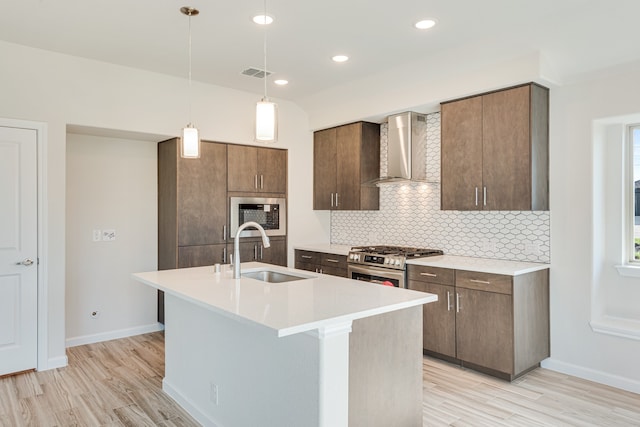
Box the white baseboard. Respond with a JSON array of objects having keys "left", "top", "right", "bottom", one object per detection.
[
  {"left": 541, "top": 358, "right": 640, "bottom": 395},
  {"left": 163, "top": 378, "right": 220, "bottom": 427},
  {"left": 65, "top": 323, "right": 165, "bottom": 348}
]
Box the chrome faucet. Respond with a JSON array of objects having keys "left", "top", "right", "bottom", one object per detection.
[{"left": 233, "top": 221, "right": 270, "bottom": 279}]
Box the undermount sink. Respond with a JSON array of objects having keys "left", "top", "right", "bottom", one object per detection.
[{"left": 242, "top": 270, "right": 311, "bottom": 283}]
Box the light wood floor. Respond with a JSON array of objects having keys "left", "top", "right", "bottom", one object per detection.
[{"left": 1, "top": 332, "right": 639, "bottom": 426}]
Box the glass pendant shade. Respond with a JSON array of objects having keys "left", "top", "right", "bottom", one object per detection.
[
  {"left": 181, "top": 125, "right": 201, "bottom": 158},
  {"left": 255, "top": 98, "right": 278, "bottom": 143}
]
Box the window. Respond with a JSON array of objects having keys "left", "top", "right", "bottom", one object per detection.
[{"left": 630, "top": 124, "right": 640, "bottom": 261}]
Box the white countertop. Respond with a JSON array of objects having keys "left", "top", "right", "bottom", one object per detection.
[
  {"left": 406, "top": 255, "right": 550, "bottom": 276},
  {"left": 133, "top": 262, "right": 436, "bottom": 337},
  {"left": 293, "top": 244, "right": 352, "bottom": 256}
]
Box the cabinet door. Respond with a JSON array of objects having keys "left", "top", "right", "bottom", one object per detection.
[
  {"left": 336, "top": 123, "right": 361, "bottom": 210},
  {"left": 313, "top": 128, "right": 337, "bottom": 210},
  {"left": 228, "top": 145, "right": 258, "bottom": 192},
  {"left": 178, "top": 141, "right": 227, "bottom": 245},
  {"left": 258, "top": 148, "right": 287, "bottom": 193},
  {"left": 408, "top": 280, "right": 456, "bottom": 358},
  {"left": 482, "top": 85, "right": 531, "bottom": 210},
  {"left": 233, "top": 241, "right": 260, "bottom": 263},
  {"left": 178, "top": 244, "right": 227, "bottom": 268},
  {"left": 441, "top": 96, "right": 483, "bottom": 210},
  {"left": 455, "top": 288, "right": 513, "bottom": 374},
  {"left": 260, "top": 239, "right": 287, "bottom": 266}
]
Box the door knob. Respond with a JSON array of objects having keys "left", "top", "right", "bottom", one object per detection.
[{"left": 16, "top": 259, "right": 34, "bottom": 266}]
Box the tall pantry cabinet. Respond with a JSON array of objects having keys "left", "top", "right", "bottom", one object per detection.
[{"left": 157, "top": 138, "right": 228, "bottom": 322}]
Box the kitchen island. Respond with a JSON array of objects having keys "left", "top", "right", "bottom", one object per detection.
[{"left": 132, "top": 262, "right": 437, "bottom": 427}]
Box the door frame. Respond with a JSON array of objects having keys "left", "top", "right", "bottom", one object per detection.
[{"left": 0, "top": 117, "right": 49, "bottom": 371}]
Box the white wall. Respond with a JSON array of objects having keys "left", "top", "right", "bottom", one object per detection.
[
  {"left": 542, "top": 61, "right": 640, "bottom": 393},
  {"left": 0, "top": 40, "right": 328, "bottom": 369},
  {"left": 65, "top": 134, "right": 159, "bottom": 345}
]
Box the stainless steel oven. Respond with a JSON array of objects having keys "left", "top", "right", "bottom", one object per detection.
[
  {"left": 230, "top": 197, "right": 286, "bottom": 237},
  {"left": 347, "top": 246, "right": 444, "bottom": 289},
  {"left": 348, "top": 264, "right": 405, "bottom": 288}
]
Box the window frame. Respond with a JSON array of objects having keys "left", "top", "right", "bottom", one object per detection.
[{"left": 627, "top": 123, "right": 640, "bottom": 264}]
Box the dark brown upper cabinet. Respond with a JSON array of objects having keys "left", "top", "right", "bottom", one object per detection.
[
  {"left": 227, "top": 144, "right": 287, "bottom": 194},
  {"left": 441, "top": 83, "right": 549, "bottom": 211},
  {"left": 313, "top": 121, "right": 380, "bottom": 210}
]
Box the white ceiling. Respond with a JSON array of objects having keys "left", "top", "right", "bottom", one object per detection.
[{"left": 1, "top": 0, "right": 640, "bottom": 106}]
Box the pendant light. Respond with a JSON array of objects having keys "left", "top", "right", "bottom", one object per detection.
[
  {"left": 180, "top": 6, "right": 201, "bottom": 158},
  {"left": 255, "top": 0, "right": 278, "bottom": 143}
]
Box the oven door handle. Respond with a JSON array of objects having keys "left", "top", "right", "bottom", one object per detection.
[{"left": 347, "top": 264, "right": 405, "bottom": 287}]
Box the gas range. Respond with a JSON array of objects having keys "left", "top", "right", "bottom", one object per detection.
[{"left": 348, "top": 245, "right": 444, "bottom": 271}]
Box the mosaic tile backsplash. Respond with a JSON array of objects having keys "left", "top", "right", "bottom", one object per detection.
[{"left": 330, "top": 112, "right": 550, "bottom": 263}]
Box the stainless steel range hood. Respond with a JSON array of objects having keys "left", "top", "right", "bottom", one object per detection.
[{"left": 368, "top": 111, "right": 434, "bottom": 185}]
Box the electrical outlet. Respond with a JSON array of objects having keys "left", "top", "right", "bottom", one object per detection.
[
  {"left": 92, "top": 229, "right": 102, "bottom": 242},
  {"left": 210, "top": 382, "right": 219, "bottom": 405},
  {"left": 102, "top": 229, "right": 116, "bottom": 241}
]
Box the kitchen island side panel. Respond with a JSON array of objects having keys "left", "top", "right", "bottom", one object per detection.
[
  {"left": 164, "top": 294, "right": 321, "bottom": 427},
  {"left": 349, "top": 305, "right": 423, "bottom": 427}
]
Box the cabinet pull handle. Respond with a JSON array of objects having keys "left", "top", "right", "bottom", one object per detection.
[
  {"left": 483, "top": 186, "right": 487, "bottom": 206},
  {"left": 254, "top": 174, "right": 258, "bottom": 189},
  {"left": 223, "top": 247, "right": 227, "bottom": 263},
  {"left": 469, "top": 279, "right": 491, "bottom": 285},
  {"left": 260, "top": 244, "right": 264, "bottom": 260},
  {"left": 420, "top": 272, "right": 437, "bottom": 277},
  {"left": 320, "top": 268, "right": 323, "bottom": 274},
  {"left": 331, "top": 193, "right": 334, "bottom": 207},
  {"left": 260, "top": 175, "right": 264, "bottom": 189},
  {"left": 456, "top": 293, "right": 461, "bottom": 312},
  {"left": 223, "top": 225, "right": 227, "bottom": 241},
  {"left": 475, "top": 187, "right": 478, "bottom": 206},
  {"left": 326, "top": 259, "right": 339, "bottom": 263},
  {"left": 301, "top": 255, "right": 313, "bottom": 259},
  {"left": 446, "top": 291, "right": 452, "bottom": 311},
  {"left": 335, "top": 193, "right": 339, "bottom": 207},
  {"left": 254, "top": 245, "right": 258, "bottom": 260}
]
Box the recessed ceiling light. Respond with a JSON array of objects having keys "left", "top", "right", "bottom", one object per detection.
[
  {"left": 415, "top": 19, "right": 437, "bottom": 30},
  {"left": 252, "top": 14, "right": 273, "bottom": 25},
  {"left": 332, "top": 55, "right": 349, "bottom": 63},
  {"left": 274, "top": 79, "right": 288, "bottom": 86}
]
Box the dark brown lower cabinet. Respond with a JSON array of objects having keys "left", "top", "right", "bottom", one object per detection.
[
  {"left": 408, "top": 281, "right": 456, "bottom": 358},
  {"left": 294, "top": 249, "right": 348, "bottom": 278},
  {"left": 408, "top": 264, "right": 549, "bottom": 381},
  {"left": 178, "top": 244, "right": 228, "bottom": 268},
  {"left": 232, "top": 237, "right": 287, "bottom": 267}
]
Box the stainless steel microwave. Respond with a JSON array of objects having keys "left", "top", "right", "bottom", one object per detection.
[{"left": 230, "top": 197, "right": 286, "bottom": 238}]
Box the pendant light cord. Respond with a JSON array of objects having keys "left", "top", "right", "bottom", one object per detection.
[
  {"left": 188, "top": 12, "right": 193, "bottom": 125},
  {"left": 263, "top": 0, "right": 268, "bottom": 100}
]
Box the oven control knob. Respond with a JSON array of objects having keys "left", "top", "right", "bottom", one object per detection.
[
  {"left": 395, "top": 259, "right": 401, "bottom": 266},
  {"left": 349, "top": 254, "right": 354, "bottom": 260}
]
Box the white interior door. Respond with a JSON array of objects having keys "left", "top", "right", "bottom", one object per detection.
[{"left": 0, "top": 126, "right": 38, "bottom": 376}]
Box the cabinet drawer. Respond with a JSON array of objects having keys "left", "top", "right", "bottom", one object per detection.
[
  {"left": 320, "top": 253, "right": 347, "bottom": 269},
  {"left": 407, "top": 265, "right": 455, "bottom": 285},
  {"left": 455, "top": 270, "right": 512, "bottom": 295},
  {"left": 295, "top": 250, "right": 321, "bottom": 265}
]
